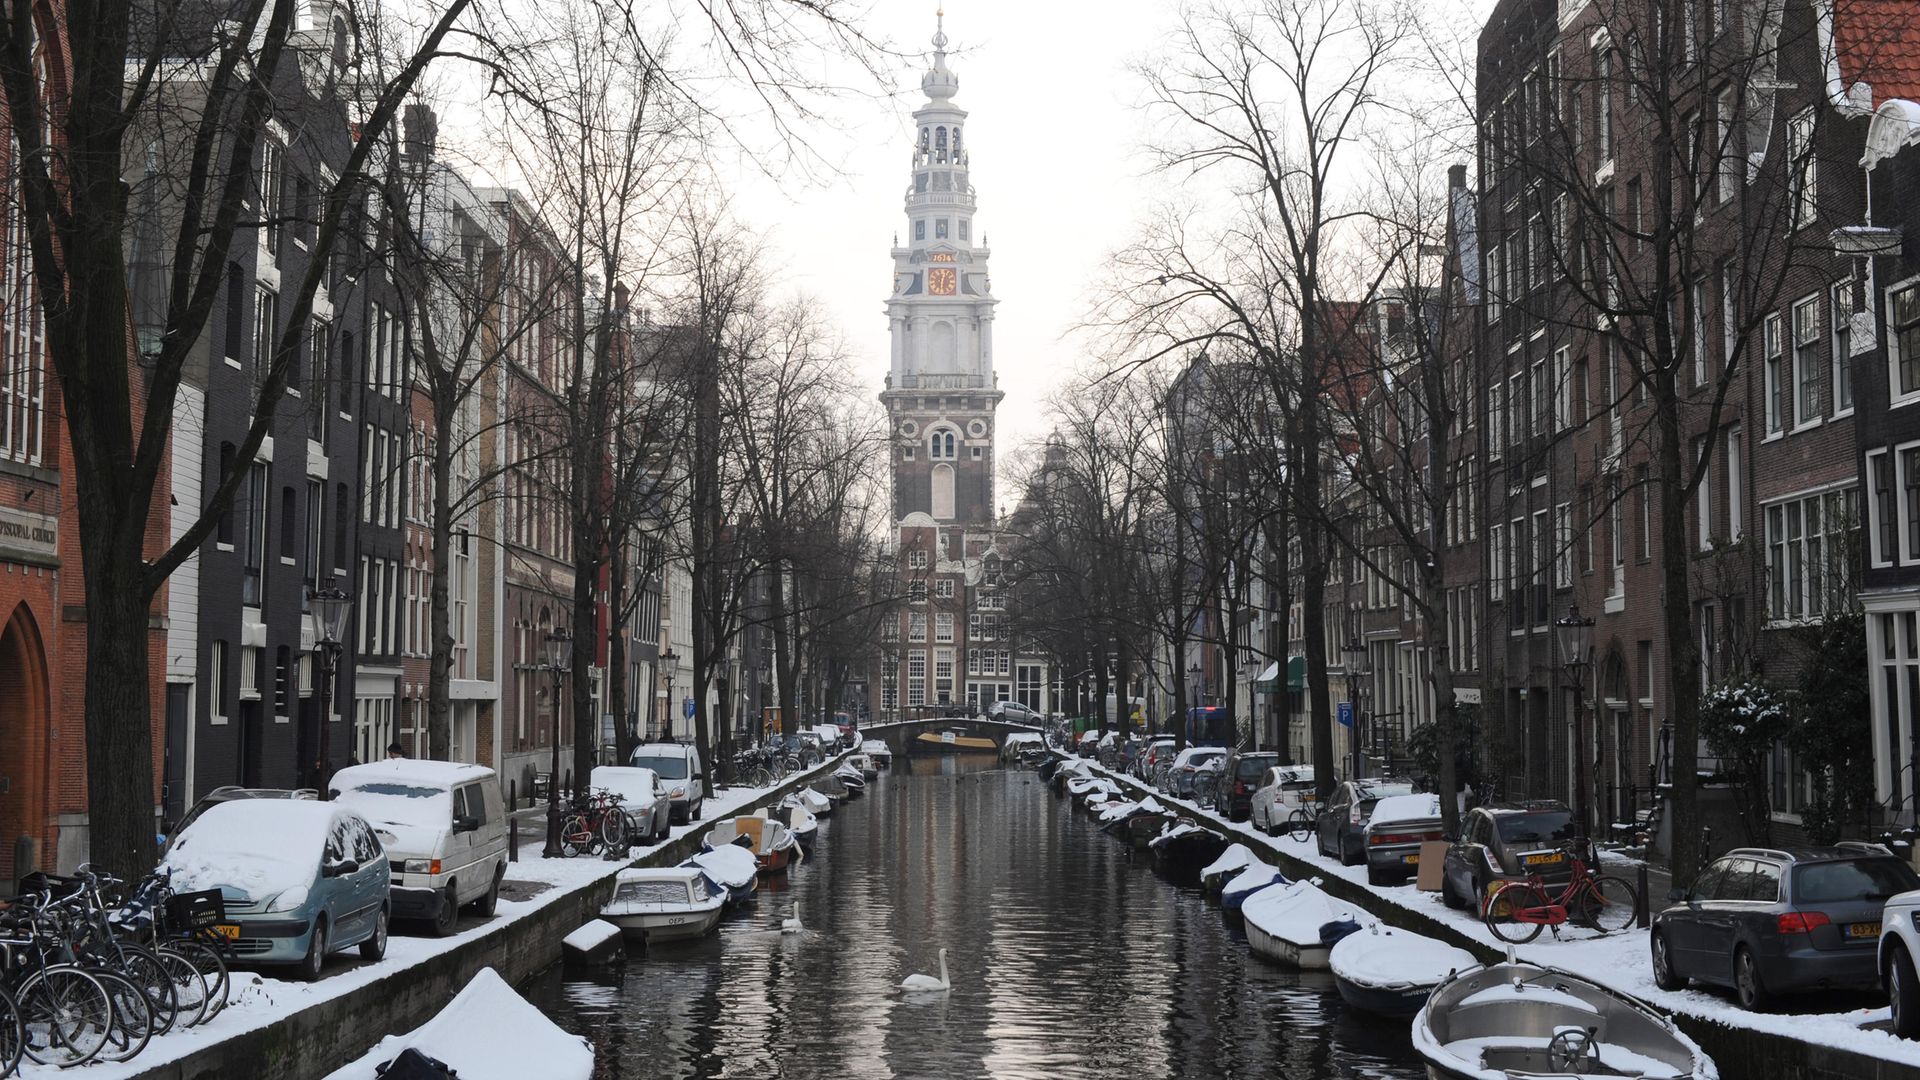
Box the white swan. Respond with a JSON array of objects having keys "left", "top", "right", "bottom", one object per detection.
[
  {"left": 781, "top": 905, "right": 804, "bottom": 934},
  {"left": 900, "top": 947, "right": 950, "bottom": 992}
]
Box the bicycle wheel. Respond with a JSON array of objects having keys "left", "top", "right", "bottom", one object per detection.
[
  {"left": 1191, "top": 774, "right": 1216, "bottom": 806},
  {"left": 598, "top": 808, "right": 634, "bottom": 852},
  {"left": 1286, "top": 809, "right": 1315, "bottom": 842},
  {"left": 559, "top": 814, "right": 597, "bottom": 858},
  {"left": 745, "top": 767, "right": 773, "bottom": 789},
  {"left": 1484, "top": 882, "right": 1552, "bottom": 945},
  {"left": 0, "top": 982, "right": 24, "bottom": 1078},
  {"left": 88, "top": 969, "right": 154, "bottom": 1064},
  {"left": 1576, "top": 875, "right": 1641, "bottom": 935},
  {"left": 115, "top": 944, "right": 181, "bottom": 1035},
  {"left": 17, "top": 966, "right": 113, "bottom": 1067},
  {"left": 161, "top": 938, "right": 229, "bottom": 1024},
  {"left": 152, "top": 946, "right": 211, "bottom": 1029}
]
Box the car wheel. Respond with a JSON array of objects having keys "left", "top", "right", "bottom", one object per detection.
[
  {"left": 1651, "top": 930, "right": 1686, "bottom": 991},
  {"left": 431, "top": 884, "right": 459, "bottom": 938},
  {"left": 1441, "top": 870, "right": 1465, "bottom": 910},
  {"left": 1339, "top": 833, "right": 1361, "bottom": 867},
  {"left": 1365, "top": 863, "right": 1388, "bottom": 886},
  {"left": 1734, "top": 945, "right": 1773, "bottom": 1012},
  {"left": 1892, "top": 945, "right": 1920, "bottom": 1039},
  {"left": 471, "top": 865, "right": 504, "bottom": 918},
  {"left": 359, "top": 904, "right": 389, "bottom": 961},
  {"left": 298, "top": 918, "right": 328, "bottom": 983}
]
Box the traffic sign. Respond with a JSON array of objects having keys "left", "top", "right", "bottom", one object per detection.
[
  {"left": 1337, "top": 701, "right": 1355, "bottom": 728},
  {"left": 683, "top": 697, "right": 696, "bottom": 720}
]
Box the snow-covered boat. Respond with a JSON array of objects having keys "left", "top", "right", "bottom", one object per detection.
[
  {"left": 833, "top": 764, "right": 867, "bottom": 798},
  {"left": 1412, "top": 959, "right": 1716, "bottom": 1079},
  {"left": 792, "top": 786, "right": 834, "bottom": 818},
  {"left": 704, "top": 814, "right": 802, "bottom": 875},
  {"left": 321, "top": 968, "right": 592, "bottom": 1080},
  {"left": 1198, "top": 842, "right": 1258, "bottom": 900},
  {"left": 861, "top": 739, "right": 892, "bottom": 769},
  {"left": 1066, "top": 774, "right": 1118, "bottom": 801},
  {"left": 685, "top": 845, "right": 760, "bottom": 908},
  {"left": 1148, "top": 821, "right": 1231, "bottom": 886},
  {"left": 778, "top": 799, "right": 819, "bottom": 850},
  {"left": 1220, "top": 862, "right": 1287, "bottom": 911},
  {"left": 1241, "top": 880, "right": 1373, "bottom": 970},
  {"left": 1001, "top": 731, "right": 1046, "bottom": 762},
  {"left": 600, "top": 867, "right": 726, "bottom": 943},
  {"left": 849, "top": 753, "right": 878, "bottom": 779},
  {"left": 1328, "top": 924, "right": 1476, "bottom": 1018}
]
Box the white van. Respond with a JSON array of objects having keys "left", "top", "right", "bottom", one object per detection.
[
  {"left": 629, "top": 743, "right": 705, "bottom": 823},
  {"left": 329, "top": 760, "right": 509, "bottom": 936}
]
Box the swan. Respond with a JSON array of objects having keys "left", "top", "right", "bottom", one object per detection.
[
  {"left": 900, "top": 947, "right": 950, "bottom": 992},
  {"left": 781, "top": 905, "right": 804, "bottom": 934}
]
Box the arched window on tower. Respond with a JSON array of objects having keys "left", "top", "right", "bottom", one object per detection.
[
  {"left": 935, "top": 127, "right": 947, "bottom": 163},
  {"left": 920, "top": 128, "right": 930, "bottom": 159},
  {"left": 928, "top": 429, "right": 957, "bottom": 460},
  {"left": 952, "top": 128, "right": 963, "bottom": 159},
  {"left": 932, "top": 464, "right": 955, "bottom": 519}
]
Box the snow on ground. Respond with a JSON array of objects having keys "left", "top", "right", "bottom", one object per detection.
[
  {"left": 1075, "top": 755, "right": 1920, "bottom": 1069},
  {"left": 22, "top": 756, "right": 849, "bottom": 1079}
]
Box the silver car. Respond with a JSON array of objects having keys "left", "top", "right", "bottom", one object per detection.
[{"left": 589, "top": 765, "right": 672, "bottom": 845}]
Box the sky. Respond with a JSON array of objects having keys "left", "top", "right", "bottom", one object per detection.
[{"left": 711, "top": 0, "right": 1184, "bottom": 460}]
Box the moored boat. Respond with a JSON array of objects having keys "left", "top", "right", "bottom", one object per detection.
[
  {"left": 833, "top": 764, "right": 868, "bottom": 797},
  {"left": 861, "top": 739, "right": 893, "bottom": 768},
  {"left": 1328, "top": 924, "right": 1475, "bottom": 1019},
  {"left": 778, "top": 799, "right": 820, "bottom": 850},
  {"left": 1199, "top": 842, "right": 1258, "bottom": 901},
  {"left": 849, "top": 752, "right": 878, "bottom": 779},
  {"left": 794, "top": 786, "right": 835, "bottom": 817},
  {"left": 1220, "top": 862, "right": 1287, "bottom": 911},
  {"left": 321, "top": 968, "right": 592, "bottom": 1080},
  {"left": 1241, "top": 880, "right": 1373, "bottom": 970},
  {"left": 705, "top": 813, "right": 802, "bottom": 875},
  {"left": 1411, "top": 959, "right": 1716, "bottom": 1079},
  {"left": 600, "top": 867, "right": 726, "bottom": 942},
  {"left": 1148, "top": 821, "right": 1231, "bottom": 886},
  {"left": 686, "top": 845, "right": 760, "bottom": 908},
  {"left": 916, "top": 729, "right": 999, "bottom": 753}
]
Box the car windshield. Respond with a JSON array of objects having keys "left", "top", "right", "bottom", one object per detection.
[
  {"left": 1236, "top": 756, "right": 1277, "bottom": 780},
  {"left": 633, "top": 755, "right": 688, "bottom": 780},
  {"left": 1280, "top": 780, "right": 1317, "bottom": 792},
  {"left": 1793, "top": 857, "right": 1920, "bottom": 904},
  {"left": 1496, "top": 811, "right": 1575, "bottom": 845},
  {"left": 333, "top": 782, "right": 451, "bottom": 827}
]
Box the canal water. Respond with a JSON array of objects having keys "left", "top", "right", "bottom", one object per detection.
[{"left": 522, "top": 753, "right": 1425, "bottom": 1079}]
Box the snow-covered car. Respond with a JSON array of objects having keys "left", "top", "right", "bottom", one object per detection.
[
  {"left": 1315, "top": 778, "right": 1417, "bottom": 867},
  {"left": 161, "top": 799, "right": 390, "bottom": 981},
  {"left": 1250, "top": 764, "right": 1318, "bottom": 834},
  {"left": 588, "top": 765, "right": 672, "bottom": 846},
  {"left": 1356, "top": 791, "right": 1445, "bottom": 885},
  {"left": 630, "top": 742, "right": 707, "bottom": 823},
  {"left": 1135, "top": 737, "right": 1175, "bottom": 781},
  {"left": 330, "top": 759, "right": 509, "bottom": 935},
  {"left": 1162, "top": 746, "right": 1227, "bottom": 798}
]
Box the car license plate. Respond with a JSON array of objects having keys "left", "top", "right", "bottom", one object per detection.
[
  {"left": 210, "top": 924, "right": 240, "bottom": 940},
  {"left": 1401, "top": 854, "right": 1420, "bottom": 865},
  {"left": 1846, "top": 921, "right": 1881, "bottom": 939},
  {"left": 1521, "top": 852, "right": 1565, "bottom": 867}
]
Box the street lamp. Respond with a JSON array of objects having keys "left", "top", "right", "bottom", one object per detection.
[
  {"left": 1343, "top": 639, "right": 1369, "bottom": 782},
  {"left": 541, "top": 627, "right": 573, "bottom": 859},
  {"left": 659, "top": 648, "right": 680, "bottom": 739},
  {"left": 1554, "top": 604, "right": 1596, "bottom": 841},
  {"left": 305, "top": 577, "right": 352, "bottom": 790}
]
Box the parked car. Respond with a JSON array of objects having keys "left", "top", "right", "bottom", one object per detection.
[
  {"left": 630, "top": 742, "right": 707, "bottom": 823},
  {"left": 1163, "top": 746, "right": 1227, "bottom": 798},
  {"left": 165, "top": 786, "right": 316, "bottom": 851},
  {"left": 1135, "top": 737, "right": 1175, "bottom": 782},
  {"left": 1356, "top": 792, "right": 1446, "bottom": 885},
  {"left": 1879, "top": 882, "right": 1920, "bottom": 1036},
  {"left": 160, "top": 799, "right": 390, "bottom": 981},
  {"left": 987, "top": 700, "right": 1038, "bottom": 725},
  {"left": 1250, "top": 765, "right": 1319, "bottom": 834},
  {"left": 330, "top": 760, "right": 509, "bottom": 936},
  {"left": 1215, "top": 751, "right": 1280, "bottom": 822},
  {"left": 1439, "top": 802, "right": 1579, "bottom": 912},
  {"left": 1651, "top": 844, "right": 1918, "bottom": 1011},
  {"left": 588, "top": 765, "right": 672, "bottom": 846},
  {"left": 1315, "top": 778, "right": 1417, "bottom": 866}
]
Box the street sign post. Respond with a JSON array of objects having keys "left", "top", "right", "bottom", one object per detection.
[{"left": 1337, "top": 701, "right": 1354, "bottom": 728}]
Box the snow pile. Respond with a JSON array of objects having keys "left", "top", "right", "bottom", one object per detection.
[
  {"left": 560, "top": 919, "right": 622, "bottom": 953},
  {"left": 1200, "top": 843, "right": 1257, "bottom": 881},
  {"left": 1367, "top": 793, "right": 1442, "bottom": 827},
  {"left": 588, "top": 766, "right": 661, "bottom": 810},
  {"left": 320, "top": 968, "right": 592, "bottom": 1080},
  {"left": 1222, "top": 862, "right": 1286, "bottom": 902},
  {"left": 687, "top": 845, "right": 757, "bottom": 889},
  {"left": 1329, "top": 924, "right": 1476, "bottom": 991}
]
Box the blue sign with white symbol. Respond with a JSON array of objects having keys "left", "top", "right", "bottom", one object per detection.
[
  {"left": 683, "top": 697, "right": 696, "bottom": 720},
  {"left": 1337, "top": 701, "right": 1355, "bottom": 728}
]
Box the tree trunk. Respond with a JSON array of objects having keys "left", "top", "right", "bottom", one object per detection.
[
  {"left": 427, "top": 395, "right": 455, "bottom": 761},
  {"left": 609, "top": 535, "right": 632, "bottom": 767},
  {"left": 86, "top": 554, "right": 160, "bottom": 876},
  {"left": 1297, "top": 401, "right": 1335, "bottom": 798},
  {"left": 1655, "top": 366, "right": 1703, "bottom": 886}
]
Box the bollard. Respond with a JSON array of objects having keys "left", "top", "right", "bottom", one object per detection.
[
  {"left": 1636, "top": 863, "right": 1650, "bottom": 929},
  {"left": 508, "top": 779, "right": 520, "bottom": 863}
]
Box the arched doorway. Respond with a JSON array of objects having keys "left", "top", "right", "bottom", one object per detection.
[{"left": 0, "top": 604, "right": 50, "bottom": 883}]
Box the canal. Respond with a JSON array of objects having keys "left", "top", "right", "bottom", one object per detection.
[{"left": 523, "top": 752, "right": 1426, "bottom": 1079}]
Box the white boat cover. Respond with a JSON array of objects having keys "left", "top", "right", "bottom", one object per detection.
[
  {"left": 561, "top": 919, "right": 623, "bottom": 953},
  {"left": 322, "top": 968, "right": 593, "bottom": 1080},
  {"left": 1241, "top": 880, "right": 1372, "bottom": 947},
  {"left": 688, "top": 845, "right": 758, "bottom": 888},
  {"left": 1329, "top": 924, "right": 1477, "bottom": 992},
  {"left": 1222, "top": 862, "right": 1285, "bottom": 900},
  {"left": 1200, "top": 842, "right": 1257, "bottom": 881}
]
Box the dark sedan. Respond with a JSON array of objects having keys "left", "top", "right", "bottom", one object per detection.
[
  {"left": 1439, "top": 802, "right": 1579, "bottom": 912},
  {"left": 1652, "top": 845, "right": 1918, "bottom": 1011},
  {"left": 1214, "top": 751, "right": 1279, "bottom": 822},
  {"left": 1315, "top": 779, "right": 1415, "bottom": 865}
]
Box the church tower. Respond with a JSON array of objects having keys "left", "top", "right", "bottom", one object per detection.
[{"left": 881, "top": 8, "right": 1001, "bottom": 527}]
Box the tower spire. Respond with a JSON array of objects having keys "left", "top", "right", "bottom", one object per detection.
[{"left": 933, "top": 5, "right": 947, "bottom": 52}]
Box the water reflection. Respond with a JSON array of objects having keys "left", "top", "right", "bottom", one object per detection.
[{"left": 523, "top": 753, "right": 1424, "bottom": 1079}]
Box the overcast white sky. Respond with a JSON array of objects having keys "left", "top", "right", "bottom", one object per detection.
[{"left": 709, "top": 0, "right": 1184, "bottom": 463}]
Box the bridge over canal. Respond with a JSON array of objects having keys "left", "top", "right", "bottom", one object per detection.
[{"left": 860, "top": 716, "right": 1044, "bottom": 756}]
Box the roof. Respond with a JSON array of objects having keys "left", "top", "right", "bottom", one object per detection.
[
  {"left": 1727, "top": 844, "right": 1897, "bottom": 863},
  {"left": 332, "top": 759, "right": 495, "bottom": 790},
  {"left": 1835, "top": 0, "right": 1920, "bottom": 106}
]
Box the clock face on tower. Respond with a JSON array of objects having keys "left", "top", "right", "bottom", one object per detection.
[{"left": 928, "top": 267, "right": 957, "bottom": 296}]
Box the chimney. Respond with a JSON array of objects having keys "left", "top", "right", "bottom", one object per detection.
[
  {"left": 403, "top": 102, "right": 438, "bottom": 165},
  {"left": 1448, "top": 163, "right": 1467, "bottom": 191}
]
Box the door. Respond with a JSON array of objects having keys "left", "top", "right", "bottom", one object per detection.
[
  {"left": 1448, "top": 812, "right": 1488, "bottom": 901},
  {"left": 347, "top": 818, "right": 386, "bottom": 943},
  {"left": 1673, "top": 858, "right": 1735, "bottom": 981},
  {"left": 447, "top": 784, "right": 477, "bottom": 901},
  {"left": 1319, "top": 786, "right": 1348, "bottom": 854},
  {"left": 164, "top": 684, "right": 190, "bottom": 826}
]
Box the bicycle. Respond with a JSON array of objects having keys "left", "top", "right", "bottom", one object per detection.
[
  {"left": 559, "top": 789, "right": 634, "bottom": 857},
  {"left": 1286, "top": 807, "right": 1317, "bottom": 842},
  {"left": 0, "top": 899, "right": 116, "bottom": 1068},
  {"left": 1482, "top": 841, "right": 1641, "bottom": 944}
]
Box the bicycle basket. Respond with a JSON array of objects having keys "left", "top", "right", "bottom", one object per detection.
[{"left": 165, "top": 889, "right": 226, "bottom": 929}]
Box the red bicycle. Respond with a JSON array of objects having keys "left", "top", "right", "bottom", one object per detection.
[
  {"left": 558, "top": 790, "right": 634, "bottom": 857},
  {"left": 1483, "top": 841, "right": 1640, "bottom": 944}
]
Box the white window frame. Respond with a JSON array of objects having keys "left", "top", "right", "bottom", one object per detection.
[
  {"left": 1899, "top": 440, "right": 1920, "bottom": 566},
  {"left": 1791, "top": 295, "right": 1822, "bottom": 432},
  {"left": 1890, "top": 277, "right": 1920, "bottom": 409},
  {"left": 1763, "top": 312, "right": 1786, "bottom": 436},
  {"left": 1727, "top": 425, "right": 1744, "bottom": 542},
  {"left": 1830, "top": 277, "right": 1855, "bottom": 417},
  {"left": 1695, "top": 436, "right": 1712, "bottom": 550},
  {"left": 1869, "top": 447, "right": 1895, "bottom": 568}
]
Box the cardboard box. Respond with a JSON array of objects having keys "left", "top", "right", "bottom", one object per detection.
[{"left": 1416, "top": 840, "right": 1451, "bottom": 891}]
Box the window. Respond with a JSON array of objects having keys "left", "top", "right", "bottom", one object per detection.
[
  {"left": 1831, "top": 278, "right": 1855, "bottom": 413},
  {"left": 1626, "top": 178, "right": 1642, "bottom": 253},
  {"left": 259, "top": 138, "right": 282, "bottom": 260},
  {"left": 1727, "top": 426, "right": 1743, "bottom": 541},
  {"left": 210, "top": 641, "right": 229, "bottom": 724},
  {"left": 934, "top": 649, "right": 955, "bottom": 701},
  {"left": 1765, "top": 488, "right": 1858, "bottom": 620},
  {"left": 1764, "top": 312, "right": 1785, "bottom": 435},
  {"left": 1635, "top": 465, "right": 1651, "bottom": 561},
  {"left": 1793, "top": 296, "right": 1821, "bottom": 426},
  {"left": 1716, "top": 90, "right": 1738, "bottom": 205},
  {"left": 1893, "top": 282, "right": 1920, "bottom": 402},
  {"left": 908, "top": 612, "right": 927, "bottom": 642},
  {"left": 908, "top": 581, "right": 927, "bottom": 604},
  {"left": 309, "top": 320, "right": 331, "bottom": 446},
  {"left": 1570, "top": 355, "right": 1587, "bottom": 425},
  {"left": 914, "top": 220, "right": 925, "bottom": 242},
  {"left": 1871, "top": 449, "right": 1895, "bottom": 566},
  {"left": 935, "top": 612, "right": 954, "bottom": 643},
  {"left": 1692, "top": 280, "right": 1709, "bottom": 386},
  {"left": 305, "top": 481, "right": 322, "bottom": 592},
  {"left": 929, "top": 430, "right": 956, "bottom": 459},
  {"left": 1904, "top": 447, "right": 1920, "bottom": 563},
  {"left": 1596, "top": 50, "right": 1613, "bottom": 161},
  {"left": 1609, "top": 477, "right": 1626, "bottom": 599},
  {"left": 908, "top": 549, "right": 929, "bottom": 570},
  {"left": 1788, "top": 107, "right": 1816, "bottom": 229},
  {"left": 1554, "top": 502, "right": 1572, "bottom": 589},
  {"left": 935, "top": 219, "right": 949, "bottom": 239},
  {"left": 934, "top": 578, "right": 955, "bottom": 599},
  {"left": 280, "top": 485, "right": 297, "bottom": 561},
  {"left": 1489, "top": 523, "right": 1507, "bottom": 600},
  {"left": 241, "top": 462, "right": 268, "bottom": 607},
  {"left": 239, "top": 645, "right": 261, "bottom": 701},
  {"left": 1694, "top": 437, "right": 1712, "bottom": 550},
  {"left": 253, "top": 286, "right": 277, "bottom": 389},
  {"left": 908, "top": 652, "right": 926, "bottom": 706},
  {"left": 223, "top": 264, "right": 244, "bottom": 362}
]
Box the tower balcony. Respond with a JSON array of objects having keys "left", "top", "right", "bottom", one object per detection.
[
  {"left": 890, "top": 373, "right": 997, "bottom": 391},
  {"left": 906, "top": 190, "right": 977, "bottom": 210}
]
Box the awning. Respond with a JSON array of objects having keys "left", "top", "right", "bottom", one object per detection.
[
  {"left": 1251, "top": 661, "right": 1281, "bottom": 692},
  {"left": 1253, "top": 657, "right": 1308, "bottom": 694},
  {"left": 1287, "top": 655, "right": 1306, "bottom": 692}
]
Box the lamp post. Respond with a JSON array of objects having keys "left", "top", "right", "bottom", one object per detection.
[
  {"left": 1555, "top": 604, "right": 1596, "bottom": 841},
  {"left": 305, "top": 577, "right": 352, "bottom": 791},
  {"left": 1343, "top": 639, "right": 1369, "bottom": 782},
  {"left": 541, "top": 627, "right": 574, "bottom": 859},
  {"left": 659, "top": 648, "right": 680, "bottom": 740}
]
